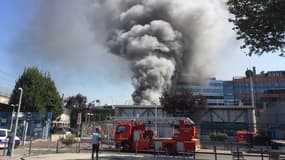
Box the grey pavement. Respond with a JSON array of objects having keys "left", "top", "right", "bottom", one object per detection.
[
  {"left": 1, "top": 151, "right": 154, "bottom": 160},
  {"left": 0, "top": 148, "right": 272, "bottom": 160},
  {"left": 0, "top": 141, "right": 277, "bottom": 160},
  {"left": 0, "top": 152, "right": 272, "bottom": 160}
]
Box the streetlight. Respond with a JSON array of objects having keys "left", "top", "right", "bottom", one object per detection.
[
  {"left": 9, "top": 104, "right": 18, "bottom": 131},
  {"left": 10, "top": 87, "right": 23, "bottom": 157},
  {"left": 246, "top": 70, "right": 257, "bottom": 132}
]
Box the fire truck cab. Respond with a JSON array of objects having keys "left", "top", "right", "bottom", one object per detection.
[{"left": 115, "top": 120, "right": 153, "bottom": 151}]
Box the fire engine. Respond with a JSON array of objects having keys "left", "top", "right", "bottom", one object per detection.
[{"left": 114, "top": 117, "right": 200, "bottom": 154}]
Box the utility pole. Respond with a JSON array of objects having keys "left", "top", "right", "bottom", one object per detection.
[
  {"left": 9, "top": 104, "right": 17, "bottom": 131},
  {"left": 11, "top": 88, "right": 23, "bottom": 157}
]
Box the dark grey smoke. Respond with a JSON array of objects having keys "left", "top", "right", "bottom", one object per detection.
[
  {"left": 8, "top": 0, "right": 233, "bottom": 105},
  {"left": 89, "top": 0, "right": 232, "bottom": 105}
]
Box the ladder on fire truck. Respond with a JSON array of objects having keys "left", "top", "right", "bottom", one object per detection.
[{"left": 111, "top": 116, "right": 195, "bottom": 125}]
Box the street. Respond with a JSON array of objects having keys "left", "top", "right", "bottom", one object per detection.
[
  {"left": 0, "top": 140, "right": 279, "bottom": 160},
  {"left": 0, "top": 150, "right": 273, "bottom": 160}
]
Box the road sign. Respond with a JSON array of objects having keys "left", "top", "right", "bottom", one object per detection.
[{"left": 77, "top": 113, "right": 82, "bottom": 125}]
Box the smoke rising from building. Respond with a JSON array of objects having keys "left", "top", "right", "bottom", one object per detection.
[
  {"left": 8, "top": 0, "right": 233, "bottom": 105},
  {"left": 89, "top": 0, "right": 232, "bottom": 105}
]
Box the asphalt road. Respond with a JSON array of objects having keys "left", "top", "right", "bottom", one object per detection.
[{"left": 3, "top": 151, "right": 270, "bottom": 160}]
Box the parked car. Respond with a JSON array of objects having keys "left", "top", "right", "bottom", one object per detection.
[
  {"left": 53, "top": 127, "right": 72, "bottom": 135},
  {"left": 0, "top": 129, "right": 21, "bottom": 148}
]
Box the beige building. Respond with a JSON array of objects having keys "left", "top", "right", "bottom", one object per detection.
[{"left": 0, "top": 95, "right": 9, "bottom": 104}]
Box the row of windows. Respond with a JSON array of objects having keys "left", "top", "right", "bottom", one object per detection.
[
  {"left": 175, "top": 80, "right": 285, "bottom": 101},
  {"left": 200, "top": 89, "right": 224, "bottom": 96},
  {"left": 224, "top": 88, "right": 234, "bottom": 92},
  {"left": 234, "top": 82, "right": 285, "bottom": 88},
  {"left": 209, "top": 81, "right": 223, "bottom": 87},
  {"left": 234, "top": 88, "right": 285, "bottom": 94},
  {"left": 268, "top": 71, "right": 285, "bottom": 77}
]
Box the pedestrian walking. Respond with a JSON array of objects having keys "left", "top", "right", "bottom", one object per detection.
[
  {"left": 7, "top": 133, "right": 14, "bottom": 156},
  {"left": 92, "top": 127, "right": 101, "bottom": 160}
]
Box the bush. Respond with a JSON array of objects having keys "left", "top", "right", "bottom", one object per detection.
[
  {"left": 210, "top": 132, "right": 228, "bottom": 141},
  {"left": 60, "top": 136, "right": 78, "bottom": 146}
]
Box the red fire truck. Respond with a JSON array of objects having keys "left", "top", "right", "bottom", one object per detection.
[
  {"left": 236, "top": 131, "right": 257, "bottom": 143},
  {"left": 114, "top": 117, "right": 200, "bottom": 154}
]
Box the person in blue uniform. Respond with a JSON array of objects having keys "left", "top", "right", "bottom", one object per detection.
[{"left": 92, "top": 128, "right": 101, "bottom": 160}]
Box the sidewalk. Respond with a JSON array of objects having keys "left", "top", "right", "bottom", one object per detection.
[
  {"left": 0, "top": 147, "right": 27, "bottom": 160},
  {"left": 0, "top": 142, "right": 268, "bottom": 160},
  {"left": 1, "top": 151, "right": 153, "bottom": 160}
]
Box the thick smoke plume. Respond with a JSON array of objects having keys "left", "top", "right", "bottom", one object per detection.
[
  {"left": 90, "top": 0, "right": 231, "bottom": 105},
  {"left": 9, "top": 0, "right": 232, "bottom": 105}
]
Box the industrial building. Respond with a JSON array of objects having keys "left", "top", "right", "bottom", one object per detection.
[
  {"left": 233, "top": 68, "right": 285, "bottom": 108},
  {"left": 174, "top": 76, "right": 224, "bottom": 106},
  {"left": 174, "top": 68, "right": 285, "bottom": 108}
]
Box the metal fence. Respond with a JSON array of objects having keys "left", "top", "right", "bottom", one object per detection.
[
  {"left": 3, "top": 139, "right": 284, "bottom": 160},
  {"left": 3, "top": 118, "right": 285, "bottom": 159},
  {"left": 0, "top": 112, "right": 52, "bottom": 139}
]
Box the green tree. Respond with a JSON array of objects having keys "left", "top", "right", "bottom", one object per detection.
[
  {"left": 227, "top": 0, "right": 285, "bottom": 56},
  {"left": 65, "top": 93, "right": 87, "bottom": 109},
  {"left": 9, "top": 67, "right": 63, "bottom": 119}
]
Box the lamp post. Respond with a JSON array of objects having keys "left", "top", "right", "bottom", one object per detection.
[
  {"left": 9, "top": 104, "right": 18, "bottom": 131},
  {"left": 246, "top": 70, "right": 257, "bottom": 132},
  {"left": 10, "top": 88, "right": 23, "bottom": 157}
]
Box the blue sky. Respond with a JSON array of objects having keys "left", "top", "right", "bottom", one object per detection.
[{"left": 0, "top": 1, "right": 284, "bottom": 105}]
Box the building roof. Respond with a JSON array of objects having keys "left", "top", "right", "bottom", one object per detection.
[{"left": 114, "top": 105, "right": 162, "bottom": 109}]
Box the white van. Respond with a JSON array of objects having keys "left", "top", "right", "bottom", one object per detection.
[{"left": 0, "top": 129, "right": 21, "bottom": 148}]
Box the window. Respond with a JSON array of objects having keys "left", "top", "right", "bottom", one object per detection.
[
  {"left": 279, "top": 82, "right": 285, "bottom": 87},
  {"left": 267, "top": 82, "right": 279, "bottom": 88},
  {"left": 0, "top": 130, "right": 6, "bottom": 137},
  {"left": 116, "top": 126, "right": 126, "bottom": 133}
]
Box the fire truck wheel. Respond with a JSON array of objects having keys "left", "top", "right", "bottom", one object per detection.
[
  {"left": 165, "top": 144, "right": 176, "bottom": 155},
  {"left": 122, "top": 141, "right": 132, "bottom": 151}
]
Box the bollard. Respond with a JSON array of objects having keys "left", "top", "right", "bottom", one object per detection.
[
  {"left": 135, "top": 141, "right": 137, "bottom": 155},
  {"left": 56, "top": 139, "right": 59, "bottom": 153},
  {"left": 187, "top": 150, "right": 190, "bottom": 159},
  {"left": 28, "top": 138, "right": 32, "bottom": 156},
  {"left": 165, "top": 148, "right": 168, "bottom": 160},
  {"left": 118, "top": 142, "right": 121, "bottom": 153},
  {"left": 78, "top": 141, "right": 81, "bottom": 153},
  {"left": 3, "top": 140, "right": 7, "bottom": 156},
  {"left": 261, "top": 148, "right": 264, "bottom": 160},
  {"left": 237, "top": 146, "right": 240, "bottom": 160},
  {"left": 214, "top": 145, "right": 217, "bottom": 160}
]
